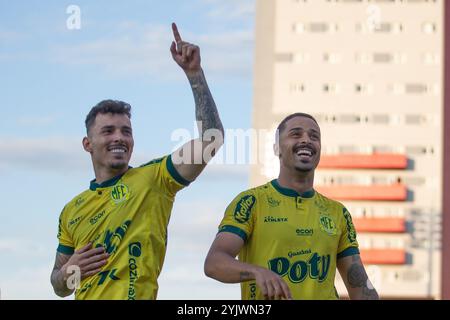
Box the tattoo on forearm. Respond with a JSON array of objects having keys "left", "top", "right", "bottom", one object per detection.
[
  {"left": 347, "top": 262, "right": 379, "bottom": 300},
  {"left": 240, "top": 271, "right": 251, "bottom": 281},
  {"left": 188, "top": 70, "right": 224, "bottom": 136}
]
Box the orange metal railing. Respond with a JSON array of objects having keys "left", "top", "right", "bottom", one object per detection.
[
  {"left": 360, "top": 249, "right": 406, "bottom": 265},
  {"left": 318, "top": 153, "right": 408, "bottom": 169},
  {"left": 315, "top": 184, "right": 407, "bottom": 201},
  {"left": 353, "top": 217, "right": 406, "bottom": 233}
]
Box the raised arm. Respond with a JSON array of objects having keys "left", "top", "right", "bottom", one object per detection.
[
  {"left": 204, "top": 232, "right": 292, "bottom": 300},
  {"left": 337, "top": 254, "right": 379, "bottom": 300},
  {"left": 169, "top": 23, "right": 224, "bottom": 182}
]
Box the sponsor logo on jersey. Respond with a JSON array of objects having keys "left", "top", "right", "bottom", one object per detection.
[
  {"left": 268, "top": 252, "right": 331, "bottom": 283},
  {"left": 264, "top": 216, "right": 288, "bottom": 223},
  {"left": 296, "top": 228, "right": 313, "bottom": 236},
  {"left": 129, "top": 242, "right": 142, "bottom": 257},
  {"left": 128, "top": 242, "right": 141, "bottom": 300},
  {"left": 249, "top": 282, "right": 257, "bottom": 300},
  {"left": 75, "top": 197, "right": 85, "bottom": 207},
  {"left": 288, "top": 249, "right": 312, "bottom": 258},
  {"left": 267, "top": 197, "right": 280, "bottom": 208},
  {"left": 314, "top": 199, "right": 329, "bottom": 213},
  {"left": 111, "top": 184, "right": 130, "bottom": 204},
  {"left": 343, "top": 208, "right": 357, "bottom": 243},
  {"left": 101, "top": 220, "right": 132, "bottom": 255},
  {"left": 319, "top": 215, "right": 337, "bottom": 236},
  {"left": 90, "top": 210, "right": 105, "bottom": 225},
  {"left": 234, "top": 195, "right": 256, "bottom": 223},
  {"left": 69, "top": 216, "right": 82, "bottom": 227}
]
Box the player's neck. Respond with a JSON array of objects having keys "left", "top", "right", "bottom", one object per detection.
[
  {"left": 93, "top": 166, "right": 128, "bottom": 185},
  {"left": 277, "top": 170, "right": 314, "bottom": 194}
]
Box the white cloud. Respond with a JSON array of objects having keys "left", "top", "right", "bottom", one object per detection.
[
  {"left": 0, "top": 137, "right": 89, "bottom": 171},
  {"left": 0, "top": 29, "right": 21, "bottom": 42},
  {"left": 0, "top": 264, "right": 68, "bottom": 300},
  {"left": 201, "top": 0, "right": 255, "bottom": 21},
  {"left": 17, "top": 115, "right": 58, "bottom": 127},
  {"left": 53, "top": 22, "right": 253, "bottom": 80},
  {"left": 0, "top": 238, "right": 48, "bottom": 258},
  {"left": 0, "top": 136, "right": 251, "bottom": 178}
]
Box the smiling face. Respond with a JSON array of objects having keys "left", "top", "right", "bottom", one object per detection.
[
  {"left": 276, "top": 115, "right": 321, "bottom": 174},
  {"left": 83, "top": 112, "right": 134, "bottom": 175}
]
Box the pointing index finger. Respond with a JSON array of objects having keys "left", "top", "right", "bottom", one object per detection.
[{"left": 172, "top": 22, "right": 182, "bottom": 43}]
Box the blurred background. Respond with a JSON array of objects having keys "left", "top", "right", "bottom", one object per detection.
[{"left": 0, "top": 0, "right": 448, "bottom": 299}]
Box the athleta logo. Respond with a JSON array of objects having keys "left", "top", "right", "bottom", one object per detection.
[
  {"left": 111, "top": 184, "right": 130, "bottom": 204},
  {"left": 234, "top": 195, "right": 256, "bottom": 223},
  {"left": 264, "top": 216, "right": 288, "bottom": 223},
  {"left": 268, "top": 253, "right": 330, "bottom": 283}
]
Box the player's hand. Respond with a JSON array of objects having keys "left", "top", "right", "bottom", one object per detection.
[
  {"left": 253, "top": 267, "right": 293, "bottom": 300},
  {"left": 170, "top": 22, "right": 201, "bottom": 76},
  {"left": 61, "top": 243, "right": 109, "bottom": 281}
]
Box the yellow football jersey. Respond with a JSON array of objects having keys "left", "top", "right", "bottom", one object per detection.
[
  {"left": 218, "top": 179, "right": 359, "bottom": 300},
  {"left": 57, "top": 155, "right": 189, "bottom": 300}
]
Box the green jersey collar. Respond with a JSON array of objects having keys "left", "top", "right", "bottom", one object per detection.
[
  {"left": 89, "top": 167, "right": 132, "bottom": 191},
  {"left": 271, "top": 179, "right": 315, "bottom": 198}
]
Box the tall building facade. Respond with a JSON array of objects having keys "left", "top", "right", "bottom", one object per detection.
[{"left": 251, "top": 0, "right": 448, "bottom": 299}]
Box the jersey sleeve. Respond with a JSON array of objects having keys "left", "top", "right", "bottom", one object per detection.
[
  {"left": 337, "top": 207, "right": 360, "bottom": 259},
  {"left": 56, "top": 206, "right": 75, "bottom": 255},
  {"left": 218, "top": 191, "right": 257, "bottom": 242},
  {"left": 139, "top": 155, "right": 190, "bottom": 197}
]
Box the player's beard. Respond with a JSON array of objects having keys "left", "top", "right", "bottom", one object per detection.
[
  {"left": 110, "top": 161, "right": 128, "bottom": 170},
  {"left": 295, "top": 165, "right": 314, "bottom": 173}
]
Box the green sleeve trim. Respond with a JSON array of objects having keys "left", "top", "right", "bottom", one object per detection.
[
  {"left": 57, "top": 244, "right": 75, "bottom": 255},
  {"left": 166, "top": 154, "right": 191, "bottom": 186},
  {"left": 140, "top": 157, "right": 164, "bottom": 167},
  {"left": 337, "top": 247, "right": 360, "bottom": 260},
  {"left": 218, "top": 225, "right": 248, "bottom": 242}
]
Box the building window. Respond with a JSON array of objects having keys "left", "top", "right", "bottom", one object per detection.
[{"left": 422, "top": 22, "right": 437, "bottom": 34}]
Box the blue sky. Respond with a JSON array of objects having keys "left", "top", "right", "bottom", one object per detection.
[{"left": 0, "top": 0, "right": 255, "bottom": 299}]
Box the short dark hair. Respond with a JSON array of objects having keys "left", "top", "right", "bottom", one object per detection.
[
  {"left": 85, "top": 100, "right": 131, "bottom": 134},
  {"left": 276, "top": 112, "right": 319, "bottom": 136}
]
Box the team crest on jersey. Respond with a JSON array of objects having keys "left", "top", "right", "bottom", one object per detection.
[
  {"left": 110, "top": 184, "right": 130, "bottom": 204},
  {"left": 319, "top": 215, "right": 337, "bottom": 236},
  {"left": 234, "top": 195, "right": 256, "bottom": 223},
  {"left": 267, "top": 197, "right": 280, "bottom": 208}
]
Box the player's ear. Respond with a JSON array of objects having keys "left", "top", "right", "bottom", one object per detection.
[
  {"left": 82, "top": 136, "right": 93, "bottom": 153},
  {"left": 274, "top": 128, "right": 281, "bottom": 157},
  {"left": 273, "top": 142, "right": 280, "bottom": 157}
]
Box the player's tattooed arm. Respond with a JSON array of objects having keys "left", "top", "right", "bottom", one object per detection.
[
  {"left": 188, "top": 70, "right": 224, "bottom": 137},
  {"left": 50, "top": 252, "right": 75, "bottom": 297},
  {"left": 170, "top": 22, "right": 223, "bottom": 139},
  {"left": 240, "top": 271, "right": 252, "bottom": 281},
  {"left": 337, "top": 254, "right": 379, "bottom": 300},
  {"left": 169, "top": 23, "right": 224, "bottom": 182},
  {"left": 50, "top": 243, "right": 108, "bottom": 298}
]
